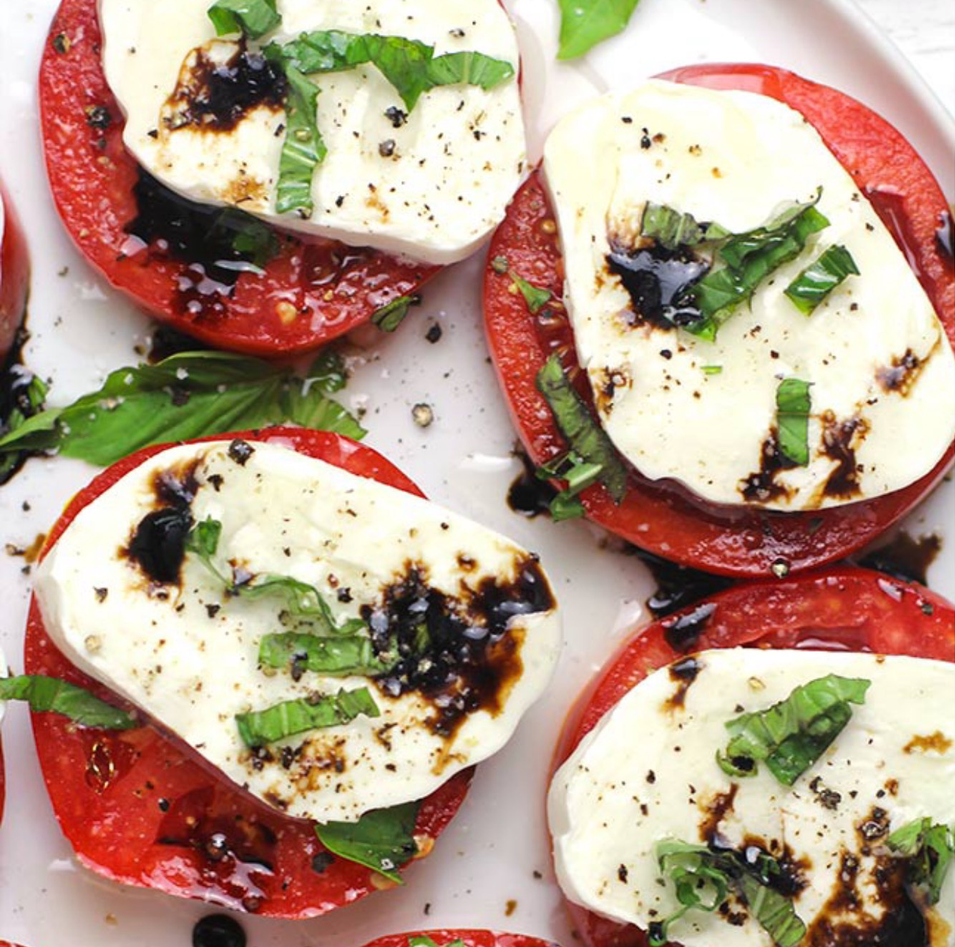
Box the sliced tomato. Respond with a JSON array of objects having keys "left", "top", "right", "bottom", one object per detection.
[
  {"left": 38, "top": 0, "right": 440, "bottom": 355},
  {"left": 484, "top": 63, "right": 955, "bottom": 578},
  {"left": 360, "top": 931, "right": 562, "bottom": 947},
  {"left": 24, "top": 428, "right": 471, "bottom": 918},
  {"left": 0, "top": 181, "right": 29, "bottom": 363},
  {"left": 550, "top": 567, "right": 955, "bottom": 947}
]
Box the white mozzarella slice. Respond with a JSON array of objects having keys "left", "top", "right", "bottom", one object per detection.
[
  {"left": 35, "top": 439, "right": 561, "bottom": 823},
  {"left": 549, "top": 648, "right": 955, "bottom": 947},
  {"left": 543, "top": 81, "right": 955, "bottom": 512},
  {"left": 99, "top": 0, "right": 526, "bottom": 265}
]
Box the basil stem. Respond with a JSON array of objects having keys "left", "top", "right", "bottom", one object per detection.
[
  {"left": 259, "top": 632, "right": 394, "bottom": 677},
  {"left": 315, "top": 800, "right": 419, "bottom": 883},
  {"left": 887, "top": 818, "right": 955, "bottom": 905},
  {"left": 556, "top": 0, "right": 641, "bottom": 60},
  {"left": 0, "top": 675, "right": 136, "bottom": 730},
  {"left": 536, "top": 355, "right": 628, "bottom": 504},
  {"left": 776, "top": 378, "right": 813, "bottom": 467},
  {"left": 784, "top": 244, "right": 860, "bottom": 315},
  {"left": 207, "top": 0, "right": 281, "bottom": 39},
  {"left": 235, "top": 686, "right": 380, "bottom": 747},
  {"left": 717, "top": 674, "right": 871, "bottom": 786},
  {"left": 650, "top": 840, "right": 806, "bottom": 947}
]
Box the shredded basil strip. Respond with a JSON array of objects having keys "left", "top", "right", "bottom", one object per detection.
[
  {"left": 0, "top": 351, "right": 365, "bottom": 469},
  {"left": 207, "top": 0, "right": 281, "bottom": 39},
  {"left": 536, "top": 451, "right": 603, "bottom": 521},
  {"left": 784, "top": 244, "right": 860, "bottom": 315},
  {"left": 210, "top": 207, "right": 280, "bottom": 271},
  {"left": 316, "top": 800, "right": 419, "bottom": 883},
  {"left": 717, "top": 674, "right": 870, "bottom": 786},
  {"left": 641, "top": 203, "right": 729, "bottom": 251},
  {"left": 0, "top": 372, "right": 48, "bottom": 481},
  {"left": 0, "top": 675, "right": 137, "bottom": 730},
  {"left": 650, "top": 840, "right": 806, "bottom": 947},
  {"left": 274, "top": 65, "right": 326, "bottom": 216},
  {"left": 536, "top": 355, "right": 628, "bottom": 504},
  {"left": 259, "top": 632, "right": 394, "bottom": 677},
  {"left": 556, "top": 0, "right": 642, "bottom": 60},
  {"left": 372, "top": 294, "right": 419, "bottom": 332},
  {"left": 887, "top": 818, "right": 955, "bottom": 905},
  {"left": 510, "top": 271, "right": 553, "bottom": 314},
  {"left": 235, "top": 686, "right": 380, "bottom": 747},
  {"left": 409, "top": 938, "right": 466, "bottom": 947},
  {"left": 776, "top": 378, "right": 813, "bottom": 467}
]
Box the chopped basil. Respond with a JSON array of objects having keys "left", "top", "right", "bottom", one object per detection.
[
  {"left": 490, "top": 254, "right": 509, "bottom": 274},
  {"left": 701, "top": 364, "right": 723, "bottom": 376},
  {"left": 641, "top": 203, "right": 728, "bottom": 251},
  {"left": 208, "top": 207, "right": 280, "bottom": 271},
  {"left": 409, "top": 938, "right": 466, "bottom": 947},
  {"left": 307, "top": 349, "right": 348, "bottom": 394},
  {"left": 510, "top": 271, "right": 552, "bottom": 314},
  {"left": 0, "top": 351, "right": 365, "bottom": 470},
  {"left": 536, "top": 451, "right": 603, "bottom": 521},
  {"left": 372, "top": 294, "right": 419, "bottom": 332},
  {"left": 259, "top": 632, "right": 394, "bottom": 677},
  {"left": 556, "top": 0, "right": 641, "bottom": 60},
  {"left": 0, "top": 371, "right": 48, "bottom": 481},
  {"left": 784, "top": 243, "right": 860, "bottom": 315},
  {"left": 207, "top": 0, "right": 281, "bottom": 39},
  {"left": 274, "top": 66, "right": 326, "bottom": 216},
  {"left": 887, "top": 818, "right": 955, "bottom": 905},
  {"left": 536, "top": 355, "right": 628, "bottom": 504},
  {"left": 717, "top": 674, "right": 870, "bottom": 786},
  {"left": 235, "top": 686, "right": 380, "bottom": 747},
  {"left": 776, "top": 378, "right": 813, "bottom": 467},
  {"left": 315, "top": 800, "right": 419, "bottom": 883},
  {"left": 0, "top": 675, "right": 136, "bottom": 730},
  {"left": 650, "top": 840, "right": 806, "bottom": 947}
]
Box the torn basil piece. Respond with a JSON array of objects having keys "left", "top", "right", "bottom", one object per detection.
[
  {"left": 409, "top": 938, "right": 466, "bottom": 947},
  {"left": 717, "top": 674, "right": 870, "bottom": 786},
  {"left": 207, "top": 0, "right": 281, "bottom": 40},
  {"left": 372, "top": 294, "right": 418, "bottom": 332},
  {"left": 274, "top": 66, "right": 326, "bottom": 215},
  {"left": 0, "top": 675, "right": 137, "bottom": 730},
  {"left": 316, "top": 800, "right": 419, "bottom": 883},
  {"left": 536, "top": 451, "right": 603, "bottom": 521},
  {"left": 510, "top": 271, "right": 553, "bottom": 314},
  {"left": 776, "top": 378, "right": 813, "bottom": 467},
  {"left": 235, "top": 686, "right": 380, "bottom": 747},
  {"left": 640, "top": 203, "right": 728, "bottom": 251},
  {"left": 425, "top": 50, "right": 515, "bottom": 93},
  {"left": 536, "top": 355, "right": 628, "bottom": 504},
  {"left": 887, "top": 817, "right": 955, "bottom": 905},
  {"left": 259, "top": 632, "right": 395, "bottom": 678},
  {"left": 784, "top": 244, "right": 860, "bottom": 315},
  {"left": 649, "top": 840, "right": 806, "bottom": 947}
]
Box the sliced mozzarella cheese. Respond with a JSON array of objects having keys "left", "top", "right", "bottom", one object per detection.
[
  {"left": 99, "top": 0, "right": 526, "bottom": 265},
  {"left": 35, "top": 439, "right": 561, "bottom": 823},
  {"left": 549, "top": 648, "right": 955, "bottom": 947},
  {"left": 543, "top": 81, "right": 955, "bottom": 511}
]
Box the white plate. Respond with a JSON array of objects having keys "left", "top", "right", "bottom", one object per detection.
[{"left": 0, "top": 1, "right": 952, "bottom": 945}]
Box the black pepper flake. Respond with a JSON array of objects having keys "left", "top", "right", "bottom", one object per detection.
[
  {"left": 85, "top": 105, "right": 112, "bottom": 130},
  {"left": 207, "top": 474, "right": 224, "bottom": 492},
  {"left": 378, "top": 138, "right": 396, "bottom": 158},
  {"left": 158, "top": 797, "right": 170, "bottom": 812},
  {"left": 228, "top": 439, "right": 254, "bottom": 466},
  {"left": 617, "top": 864, "right": 629, "bottom": 882},
  {"left": 646, "top": 770, "right": 656, "bottom": 784},
  {"left": 335, "top": 195, "right": 345, "bottom": 207},
  {"left": 385, "top": 106, "right": 407, "bottom": 128},
  {"left": 621, "top": 116, "right": 633, "bottom": 124},
  {"left": 192, "top": 913, "right": 246, "bottom": 947},
  {"left": 336, "top": 587, "right": 353, "bottom": 603},
  {"left": 425, "top": 323, "right": 443, "bottom": 343},
  {"left": 94, "top": 587, "right": 109, "bottom": 602},
  {"left": 660, "top": 349, "right": 673, "bottom": 360},
  {"left": 205, "top": 603, "right": 221, "bottom": 619},
  {"left": 52, "top": 32, "right": 70, "bottom": 54}
]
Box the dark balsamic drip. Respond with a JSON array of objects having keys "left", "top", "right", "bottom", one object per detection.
[
  {"left": 146, "top": 324, "right": 208, "bottom": 363},
  {"left": 626, "top": 546, "right": 732, "bottom": 620},
  {"left": 0, "top": 326, "right": 43, "bottom": 485},
  {"left": 741, "top": 431, "right": 795, "bottom": 504},
  {"left": 507, "top": 450, "right": 558, "bottom": 518},
  {"left": 300, "top": 242, "right": 375, "bottom": 289},
  {"left": 665, "top": 656, "right": 701, "bottom": 710},
  {"left": 876, "top": 348, "right": 923, "bottom": 395},
  {"left": 607, "top": 240, "right": 709, "bottom": 330},
  {"left": 192, "top": 914, "right": 247, "bottom": 947},
  {"left": 166, "top": 45, "right": 287, "bottom": 132},
  {"left": 662, "top": 602, "right": 718, "bottom": 652},
  {"left": 936, "top": 209, "right": 954, "bottom": 260},
  {"left": 856, "top": 531, "right": 941, "bottom": 586},
  {"left": 699, "top": 784, "right": 739, "bottom": 847},
  {"left": 362, "top": 558, "right": 555, "bottom": 738},
  {"left": 821, "top": 413, "right": 866, "bottom": 500}
]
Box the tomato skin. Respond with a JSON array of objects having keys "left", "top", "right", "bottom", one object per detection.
[
  {"left": 0, "top": 181, "right": 29, "bottom": 363},
  {"left": 360, "top": 931, "right": 564, "bottom": 947},
  {"left": 550, "top": 567, "right": 955, "bottom": 947},
  {"left": 23, "top": 428, "right": 471, "bottom": 919},
  {"left": 484, "top": 64, "right": 954, "bottom": 578},
  {"left": 38, "top": 0, "right": 440, "bottom": 356}
]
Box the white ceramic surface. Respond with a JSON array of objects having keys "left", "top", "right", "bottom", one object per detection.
[{"left": 0, "top": 1, "right": 952, "bottom": 945}]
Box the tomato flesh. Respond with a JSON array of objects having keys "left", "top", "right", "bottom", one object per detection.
[
  {"left": 38, "top": 0, "right": 440, "bottom": 355},
  {"left": 361, "top": 932, "right": 563, "bottom": 947},
  {"left": 484, "top": 63, "right": 954, "bottom": 578},
  {"left": 550, "top": 567, "right": 955, "bottom": 947},
  {"left": 24, "top": 428, "right": 471, "bottom": 918},
  {"left": 0, "top": 182, "right": 29, "bottom": 364}
]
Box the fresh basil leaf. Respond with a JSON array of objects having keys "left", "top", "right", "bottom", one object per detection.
[
  {"left": 0, "top": 674, "right": 137, "bottom": 730},
  {"left": 425, "top": 50, "right": 515, "bottom": 92},
  {"left": 510, "top": 271, "right": 552, "bottom": 314},
  {"left": 259, "top": 632, "right": 395, "bottom": 677},
  {"left": 186, "top": 515, "right": 223, "bottom": 560},
  {"left": 537, "top": 451, "right": 602, "bottom": 521},
  {"left": 717, "top": 674, "right": 870, "bottom": 786},
  {"left": 887, "top": 818, "right": 955, "bottom": 905},
  {"left": 641, "top": 203, "right": 726, "bottom": 251},
  {"left": 650, "top": 840, "right": 805, "bottom": 947},
  {"left": 0, "top": 352, "right": 363, "bottom": 469},
  {"left": 372, "top": 294, "right": 419, "bottom": 332},
  {"left": 776, "top": 377, "right": 813, "bottom": 467},
  {"left": 557, "top": 0, "right": 641, "bottom": 60},
  {"left": 409, "top": 938, "right": 466, "bottom": 947},
  {"left": 235, "top": 686, "right": 380, "bottom": 747},
  {"left": 784, "top": 244, "right": 860, "bottom": 315},
  {"left": 316, "top": 800, "right": 419, "bottom": 883},
  {"left": 274, "top": 66, "right": 326, "bottom": 215},
  {"left": 536, "top": 355, "right": 628, "bottom": 503},
  {"left": 205, "top": 207, "right": 280, "bottom": 272},
  {"left": 207, "top": 0, "right": 281, "bottom": 39},
  {"left": 0, "top": 371, "right": 49, "bottom": 481},
  {"left": 307, "top": 350, "right": 348, "bottom": 394}
]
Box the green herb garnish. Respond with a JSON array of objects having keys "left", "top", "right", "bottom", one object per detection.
[
  {"left": 536, "top": 451, "right": 603, "bottom": 521},
  {"left": 556, "top": 0, "right": 642, "bottom": 60},
  {"left": 208, "top": 207, "right": 281, "bottom": 271},
  {"left": 409, "top": 938, "right": 466, "bottom": 947},
  {"left": 716, "top": 673, "right": 870, "bottom": 786},
  {"left": 775, "top": 378, "right": 813, "bottom": 467},
  {"left": 0, "top": 675, "right": 137, "bottom": 730},
  {"left": 640, "top": 203, "right": 728, "bottom": 251},
  {"left": 274, "top": 66, "right": 326, "bottom": 216},
  {"left": 887, "top": 818, "right": 955, "bottom": 905},
  {"left": 207, "top": 0, "right": 281, "bottom": 39},
  {"left": 316, "top": 800, "right": 420, "bottom": 883},
  {"left": 510, "top": 271, "right": 553, "bottom": 314},
  {"left": 372, "top": 294, "right": 419, "bottom": 332},
  {"left": 784, "top": 244, "right": 859, "bottom": 315},
  {"left": 0, "top": 372, "right": 48, "bottom": 481},
  {"left": 259, "top": 632, "right": 395, "bottom": 678}
]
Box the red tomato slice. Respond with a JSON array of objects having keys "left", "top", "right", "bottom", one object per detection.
[
  {"left": 360, "top": 932, "right": 563, "bottom": 947},
  {"left": 38, "top": 0, "right": 441, "bottom": 355},
  {"left": 0, "top": 181, "right": 29, "bottom": 363},
  {"left": 550, "top": 567, "right": 955, "bottom": 947},
  {"left": 23, "top": 428, "right": 471, "bottom": 918},
  {"left": 483, "top": 63, "right": 955, "bottom": 578}
]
